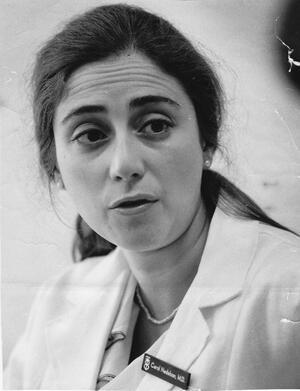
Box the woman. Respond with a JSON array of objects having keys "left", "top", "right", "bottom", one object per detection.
[{"left": 4, "top": 3, "right": 300, "bottom": 390}]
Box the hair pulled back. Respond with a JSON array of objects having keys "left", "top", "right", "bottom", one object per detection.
[{"left": 32, "top": 3, "right": 295, "bottom": 261}]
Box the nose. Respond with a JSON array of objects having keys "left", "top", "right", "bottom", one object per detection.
[{"left": 109, "top": 134, "right": 145, "bottom": 183}]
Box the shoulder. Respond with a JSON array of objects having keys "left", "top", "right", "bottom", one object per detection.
[
  {"left": 7, "top": 248, "right": 125, "bottom": 347},
  {"left": 45, "top": 248, "right": 123, "bottom": 289},
  {"left": 258, "top": 222, "right": 300, "bottom": 249},
  {"left": 251, "top": 223, "right": 300, "bottom": 283},
  {"left": 31, "top": 248, "right": 126, "bottom": 319},
  {"left": 245, "top": 223, "right": 300, "bottom": 314},
  {"left": 210, "top": 209, "right": 299, "bottom": 285}
]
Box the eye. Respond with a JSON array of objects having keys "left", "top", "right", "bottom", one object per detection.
[
  {"left": 139, "top": 118, "right": 173, "bottom": 138},
  {"left": 72, "top": 125, "right": 109, "bottom": 146}
]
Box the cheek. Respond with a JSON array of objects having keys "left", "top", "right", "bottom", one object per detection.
[
  {"left": 56, "top": 149, "right": 106, "bottom": 218},
  {"left": 158, "top": 140, "right": 203, "bottom": 197}
]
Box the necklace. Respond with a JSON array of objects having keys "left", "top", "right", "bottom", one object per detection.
[{"left": 135, "top": 285, "right": 178, "bottom": 325}]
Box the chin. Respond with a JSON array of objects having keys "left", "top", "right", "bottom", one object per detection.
[{"left": 110, "top": 230, "right": 165, "bottom": 252}]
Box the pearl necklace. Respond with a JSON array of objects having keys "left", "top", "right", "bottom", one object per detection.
[{"left": 135, "top": 285, "right": 178, "bottom": 325}]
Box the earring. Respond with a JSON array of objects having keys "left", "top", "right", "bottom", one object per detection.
[
  {"left": 204, "top": 159, "right": 211, "bottom": 168},
  {"left": 56, "top": 178, "right": 65, "bottom": 190},
  {"left": 54, "top": 172, "right": 65, "bottom": 190}
]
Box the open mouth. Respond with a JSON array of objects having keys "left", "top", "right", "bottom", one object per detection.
[
  {"left": 110, "top": 194, "right": 158, "bottom": 213},
  {"left": 117, "top": 199, "right": 155, "bottom": 208}
]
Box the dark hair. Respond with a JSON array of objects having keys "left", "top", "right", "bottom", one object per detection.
[{"left": 32, "top": 3, "right": 297, "bottom": 262}]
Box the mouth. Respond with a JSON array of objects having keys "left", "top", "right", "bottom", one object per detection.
[
  {"left": 109, "top": 194, "right": 158, "bottom": 214},
  {"left": 116, "top": 199, "right": 155, "bottom": 208}
]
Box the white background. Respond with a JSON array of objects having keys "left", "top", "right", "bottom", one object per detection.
[{"left": 1, "top": 0, "right": 300, "bottom": 366}]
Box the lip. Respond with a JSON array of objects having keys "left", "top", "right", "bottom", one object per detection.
[{"left": 109, "top": 193, "right": 158, "bottom": 215}]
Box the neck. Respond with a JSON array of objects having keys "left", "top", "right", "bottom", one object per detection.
[{"left": 120, "top": 201, "right": 210, "bottom": 319}]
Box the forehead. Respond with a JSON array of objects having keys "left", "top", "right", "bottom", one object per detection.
[{"left": 57, "top": 51, "right": 193, "bottom": 111}]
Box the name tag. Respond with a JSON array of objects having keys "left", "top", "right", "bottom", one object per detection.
[{"left": 142, "top": 354, "right": 191, "bottom": 390}]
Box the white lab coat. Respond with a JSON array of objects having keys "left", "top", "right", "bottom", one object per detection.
[{"left": 4, "top": 208, "right": 300, "bottom": 389}]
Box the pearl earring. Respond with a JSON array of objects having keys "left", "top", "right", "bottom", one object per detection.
[
  {"left": 56, "top": 178, "right": 65, "bottom": 190},
  {"left": 204, "top": 159, "right": 211, "bottom": 168},
  {"left": 54, "top": 172, "right": 65, "bottom": 190}
]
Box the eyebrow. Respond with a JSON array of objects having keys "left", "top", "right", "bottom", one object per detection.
[
  {"left": 61, "top": 95, "right": 180, "bottom": 124},
  {"left": 61, "top": 105, "right": 106, "bottom": 124},
  {"left": 129, "top": 95, "right": 180, "bottom": 109}
]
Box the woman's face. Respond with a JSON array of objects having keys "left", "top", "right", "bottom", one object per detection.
[{"left": 53, "top": 52, "right": 206, "bottom": 251}]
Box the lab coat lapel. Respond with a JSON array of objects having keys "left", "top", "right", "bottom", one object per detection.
[
  {"left": 44, "top": 249, "right": 134, "bottom": 389},
  {"left": 137, "top": 208, "right": 258, "bottom": 391},
  {"left": 136, "top": 295, "right": 210, "bottom": 391}
]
